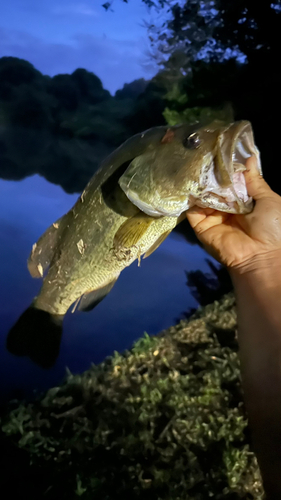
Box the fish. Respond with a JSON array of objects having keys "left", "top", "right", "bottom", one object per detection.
[{"left": 6, "top": 120, "right": 261, "bottom": 368}]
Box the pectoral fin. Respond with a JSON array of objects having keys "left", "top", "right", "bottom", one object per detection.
[
  {"left": 28, "top": 216, "right": 64, "bottom": 278},
  {"left": 143, "top": 230, "right": 172, "bottom": 258},
  {"left": 144, "top": 212, "right": 186, "bottom": 258},
  {"left": 78, "top": 276, "right": 119, "bottom": 312},
  {"left": 113, "top": 213, "right": 155, "bottom": 249}
]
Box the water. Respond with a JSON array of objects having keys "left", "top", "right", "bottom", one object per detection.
[{"left": 0, "top": 174, "right": 213, "bottom": 404}]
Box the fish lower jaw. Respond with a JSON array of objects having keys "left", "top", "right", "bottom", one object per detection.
[
  {"left": 193, "top": 193, "right": 253, "bottom": 214},
  {"left": 123, "top": 188, "right": 188, "bottom": 217},
  {"left": 197, "top": 152, "right": 254, "bottom": 213}
]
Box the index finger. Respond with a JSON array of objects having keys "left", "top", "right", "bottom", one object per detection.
[
  {"left": 186, "top": 207, "right": 229, "bottom": 233},
  {"left": 186, "top": 207, "right": 214, "bottom": 228}
]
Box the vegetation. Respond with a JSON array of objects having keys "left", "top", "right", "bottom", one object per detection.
[
  {"left": 0, "top": 293, "right": 263, "bottom": 499},
  {"left": 0, "top": 57, "right": 168, "bottom": 193}
]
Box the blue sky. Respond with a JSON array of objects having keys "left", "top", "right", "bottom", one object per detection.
[{"left": 0, "top": 0, "right": 161, "bottom": 93}]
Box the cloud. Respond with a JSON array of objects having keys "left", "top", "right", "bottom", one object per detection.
[
  {"left": 0, "top": 27, "right": 157, "bottom": 93},
  {"left": 52, "top": 3, "right": 99, "bottom": 17}
]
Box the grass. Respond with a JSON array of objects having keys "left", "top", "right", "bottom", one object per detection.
[{"left": 0, "top": 292, "right": 263, "bottom": 499}]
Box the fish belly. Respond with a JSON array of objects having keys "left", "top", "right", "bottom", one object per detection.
[{"left": 34, "top": 207, "right": 178, "bottom": 316}]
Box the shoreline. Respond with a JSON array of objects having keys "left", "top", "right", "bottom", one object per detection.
[{"left": 0, "top": 292, "right": 263, "bottom": 499}]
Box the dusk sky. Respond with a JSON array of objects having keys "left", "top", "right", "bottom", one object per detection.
[{"left": 0, "top": 0, "right": 163, "bottom": 93}]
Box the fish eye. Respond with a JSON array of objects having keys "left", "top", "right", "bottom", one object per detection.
[{"left": 183, "top": 132, "right": 201, "bottom": 149}]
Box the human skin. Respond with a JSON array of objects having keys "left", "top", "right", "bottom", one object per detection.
[{"left": 186, "top": 157, "right": 281, "bottom": 499}]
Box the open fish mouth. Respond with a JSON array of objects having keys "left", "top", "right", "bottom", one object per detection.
[
  {"left": 196, "top": 121, "right": 262, "bottom": 214},
  {"left": 119, "top": 120, "right": 262, "bottom": 218}
]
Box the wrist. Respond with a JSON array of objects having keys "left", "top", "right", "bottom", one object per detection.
[{"left": 229, "top": 250, "right": 281, "bottom": 289}]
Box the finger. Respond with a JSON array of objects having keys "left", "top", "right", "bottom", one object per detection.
[
  {"left": 186, "top": 211, "right": 207, "bottom": 229},
  {"left": 187, "top": 209, "right": 229, "bottom": 234},
  {"left": 186, "top": 207, "right": 214, "bottom": 229},
  {"left": 244, "top": 156, "right": 271, "bottom": 200},
  {"left": 187, "top": 206, "right": 216, "bottom": 216}
]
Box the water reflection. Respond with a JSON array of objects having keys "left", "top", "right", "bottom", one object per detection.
[{"left": 0, "top": 174, "right": 212, "bottom": 404}]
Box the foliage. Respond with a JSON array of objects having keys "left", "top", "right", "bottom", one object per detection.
[
  {"left": 0, "top": 293, "right": 263, "bottom": 499},
  {"left": 114, "top": 1, "right": 281, "bottom": 66},
  {"left": 115, "top": 79, "right": 149, "bottom": 100},
  {"left": 186, "top": 259, "right": 233, "bottom": 307},
  {"left": 0, "top": 57, "right": 167, "bottom": 193},
  {"left": 102, "top": 1, "right": 168, "bottom": 11}
]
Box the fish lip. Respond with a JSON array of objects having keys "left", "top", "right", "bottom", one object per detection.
[
  {"left": 198, "top": 121, "right": 261, "bottom": 213},
  {"left": 223, "top": 121, "right": 261, "bottom": 172},
  {"left": 226, "top": 121, "right": 261, "bottom": 206}
]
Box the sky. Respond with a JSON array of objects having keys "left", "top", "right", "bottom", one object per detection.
[{"left": 0, "top": 0, "right": 162, "bottom": 93}]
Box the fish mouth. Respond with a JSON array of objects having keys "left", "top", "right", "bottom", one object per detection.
[
  {"left": 196, "top": 121, "right": 262, "bottom": 214},
  {"left": 120, "top": 121, "right": 262, "bottom": 217}
]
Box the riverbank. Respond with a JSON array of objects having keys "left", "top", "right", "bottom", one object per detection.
[{"left": 0, "top": 292, "right": 263, "bottom": 499}]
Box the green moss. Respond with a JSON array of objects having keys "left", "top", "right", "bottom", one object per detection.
[{"left": 0, "top": 293, "right": 263, "bottom": 499}]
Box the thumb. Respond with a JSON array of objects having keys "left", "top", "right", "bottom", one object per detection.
[{"left": 244, "top": 155, "right": 271, "bottom": 200}]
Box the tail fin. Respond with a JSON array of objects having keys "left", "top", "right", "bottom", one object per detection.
[{"left": 6, "top": 307, "right": 64, "bottom": 368}]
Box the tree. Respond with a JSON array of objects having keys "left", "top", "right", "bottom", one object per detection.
[
  {"left": 47, "top": 74, "right": 79, "bottom": 111},
  {"left": 115, "top": 79, "right": 148, "bottom": 100},
  {"left": 105, "top": 1, "right": 281, "bottom": 62},
  {"left": 0, "top": 57, "right": 43, "bottom": 100},
  {"left": 186, "top": 259, "right": 233, "bottom": 307},
  {"left": 70, "top": 69, "right": 111, "bottom": 104}
]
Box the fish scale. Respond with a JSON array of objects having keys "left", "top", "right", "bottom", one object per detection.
[{"left": 35, "top": 190, "right": 180, "bottom": 315}]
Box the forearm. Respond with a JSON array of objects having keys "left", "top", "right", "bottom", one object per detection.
[{"left": 230, "top": 254, "right": 281, "bottom": 498}]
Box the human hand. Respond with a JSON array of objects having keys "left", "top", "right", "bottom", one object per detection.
[{"left": 186, "top": 156, "right": 281, "bottom": 273}]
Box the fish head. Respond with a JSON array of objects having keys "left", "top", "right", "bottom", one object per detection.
[{"left": 118, "top": 120, "right": 261, "bottom": 217}]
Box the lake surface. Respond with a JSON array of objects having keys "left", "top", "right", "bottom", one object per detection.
[{"left": 0, "top": 175, "right": 214, "bottom": 404}]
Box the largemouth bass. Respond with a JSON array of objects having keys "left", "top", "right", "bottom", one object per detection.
[{"left": 7, "top": 120, "right": 261, "bottom": 367}]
